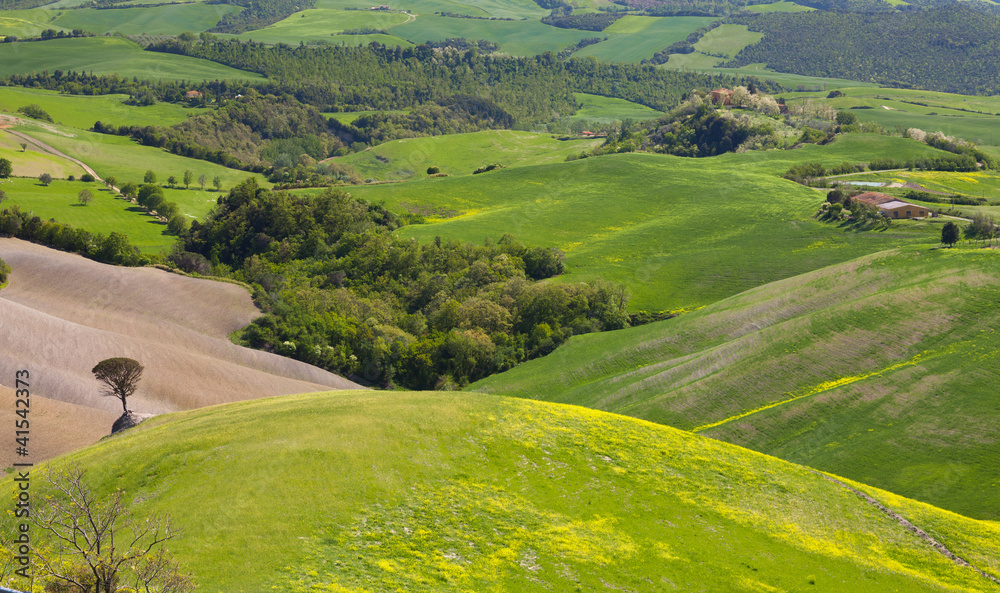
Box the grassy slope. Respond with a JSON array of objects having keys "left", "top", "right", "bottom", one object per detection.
[
  {"left": 230, "top": 8, "right": 411, "bottom": 44},
  {"left": 785, "top": 87, "right": 1000, "bottom": 156},
  {"left": 569, "top": 92, "right": 663, "bottom": 124},
  {"left": 51, "top": 3, "right": 239, "bottom": 34},
  {"left": 349, "top": 135, "right": 948, "bottom": 311},
  {"left": 329, "top": 130, "right": 601, "bottom": 181},
  {"left": 0, "top": 130, "right": 84, "bottom": 178},
  {"left": 472, "top": 247, "right": 1000, "bottom": 520},
  {"left": 0, "top": 8, "right": 67, "bottom": 39},
  {"left": 13, "top": 120, "right": 267, "bottom": 219},
  {"left": 744, "top": 0, "right": 814, "bottom": 11},
  {"left": 393, "top": 15, "right": 590, "bottom": 55},
  {"left": 0, "top": 37, "right": 262, "bottom": 81},
  {"left": 0, "top": 177, "right": 174, "bottom": 252},
  {"left": 4, "top": 390, "right": 998, "bottom": 592},
  {"left": 573, "top": 15, "right": 714, "bottom": 63},
  {"left": 0, "top": 87, "right": 207, "bottom": 130}
]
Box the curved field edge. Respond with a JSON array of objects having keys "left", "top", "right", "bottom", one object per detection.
[
  {"left": 2, "top": 390, "right": 998, "bottom": 592},
  {"left": 471, "top": 246, "right": 1000, "bottom": 520}
]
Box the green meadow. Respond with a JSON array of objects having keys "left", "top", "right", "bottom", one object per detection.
[
  {"left": 51, "top": 3, "right": 240, "bottom": 35},
  {"left": 743, "top": 0, "right": 814, "bottom": 11},
  {"left": 330, "top": 130, "right": 601, "bottom": 180},
  {"left": 0, "top": 177, "right": 175, "bottom": 252},
  {"left": 473, "top": 247, "right": 1000, "bottom": 520},
  {"left": 13, "top": 121, "right": 267, "bottom": 219},
  {"left": 4, "top": 390, "right": 997, "bottom": 591},
  {"left": 784, "top": 87, "right": 1000, "bottom": 155},
  {"left": 568, "top": 92, "right": 664, "bottom": 124},
  {"left": 230, "top": 8, "right": 412, "bottom": 44},
  {"left": 0, "top": 130, "right": 85, "bottom": 178},
  {"left": 349, "top": 135, "right": 948, "bottom": 311},
  {"left": 0, "top": 37, "right": 262, "bottom": 81},
  {"left": 0, "top": 8, "right": 66, "bottom": 39},
  {"left": 394, "top": 15, "right": 591, "bottom": 55},
  {"left": 694, "top": 24, "right": 763, "bottom": 59},
  {"left": 324, "top": 109, "right": 410, "bottom": 124},
  {"left": 0, "top": 87, "right": 206, "bottom": 130},
  {"left": 572, "top": 15, "right": 714, "bottom": 63}
]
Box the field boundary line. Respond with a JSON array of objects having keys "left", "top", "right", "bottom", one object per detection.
[
  {"left": 813, "top": 471, "right": 1000, "bottom": 587},
  {"left": 5, "top": 129, "right": 100, "bottom": 181},
  {"left": 691, "top": 351, "right": 932, "bottom": 433}
]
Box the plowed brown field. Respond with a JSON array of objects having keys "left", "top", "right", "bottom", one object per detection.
[{"left": 0, "top": 238, "right": 360, "bottom": 465}]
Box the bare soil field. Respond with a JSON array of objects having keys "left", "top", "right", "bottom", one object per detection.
[{"left": 0, "top": 239, "right": 360, "bottom": 463}]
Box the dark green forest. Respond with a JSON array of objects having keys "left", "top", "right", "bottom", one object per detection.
[
  {"left": 180, "top": 180, "right": 632, "bottom": 389},
  {"left": 726, "top": 5, "right": 1000, "bottom": 94},
  {"left": 146, "top": 39, "right": 780, "bottom": 118}
]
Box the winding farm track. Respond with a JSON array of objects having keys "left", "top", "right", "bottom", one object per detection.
[
  {"left": 4, "top": 128, "right": 100, "bottom": 180},
  {"left": 0, "top": 239, "right": 362, "bottom": 466}
]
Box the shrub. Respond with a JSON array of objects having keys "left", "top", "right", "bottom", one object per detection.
[
  {"left": 80, "top": 173, "right": 95, "bottom": 182},
  {"left": 427, "top": 166, "right": 441, "bottom": 174},
  {"left": 0, "top": 257, "right": 10, "bottom": 285},
  {"left": 17, "top": 104, "right": 53, "bottom": 122},
  {"left": 473, "top": 163, "right": 505, "bottom": 174}
]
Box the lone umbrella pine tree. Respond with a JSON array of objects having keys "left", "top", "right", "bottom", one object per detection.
[{"left": 92, "top": 357, "right": 144, "bottom": 413}]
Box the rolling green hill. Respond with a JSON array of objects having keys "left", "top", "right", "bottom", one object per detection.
[
  {"left": 569, "top": 92, "right": 664, "bottom": 124},
  {"left": 0, "top": 177, "right": 175, "bottom": 252},
  {"left": 12, "top": 120, "right": 268, "bottom": 219},
  {"left": 572, "top": 15, "right": 714, "bottom": 63},
  {"left": 0, "top": 8, "right": 66, "bottom": 39},
  {"left": 0, "top": 86, "right": 208, "bottom": 130},
  {"left": 50, "top": 3, "right": 240, "bottom": 35},
  {"left": 472, "top": 246, "right": 1000, "bottom": 520},
  {"left": 4, "top": 390, "right": 998, "bottom": 592},
  {"left": 229, "top": 7, "right": 413, "bottom": 45},
  {"left": 349, "top": 135, "right": 948, "bottom": 311},
  {"left": 328, "top": 130, "right": 601, "bottom": 181},
  {"left": 0, "top": 37, "right": 262, "bottom": 81}
]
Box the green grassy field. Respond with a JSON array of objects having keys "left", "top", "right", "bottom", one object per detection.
[
  {"left": 0, "top": 87, "right": 206, "bottom": 130},
  {"left": 13, "top": 120, "right": 267, "bottom": 219},
  {"left": 229, "top": 8, "right": 411, "bottom": 44},
  {"left": 569, "top": 92, "right": 663, "bottom": 124},
  {"left": 348, "top": 135, "right": 948, "bottom": 311},
  {"left": 328, "top": 130, "right": 601, "bottom": 181},
  {"left": 0, "top": 131, "right": 85, "bottom": 178},
  {"left": 473, "top": 246, "right": 1000, "bottom": 520},
  {"left": 50, "top": 3, "right": 240, "bottom": 35},
  {"left": 0, "top": 177, "right": 176, "bottom": 252},
  {"left": 315, "top": 0, "right": 549, "bottom": 19},
  {"left": 0, "top": 37, "right": 262, "bottom": 81},
  {"left": 323, "top": 109, "right": 411, "bottom": 124},
  {"left": 393, "top": 14, "right": 591, "bottom": 55},
  {"left": 572, "top": 15, "right": 714, "bottom": 63},
  {"left": 664, "top": 59, "right": 878, "bottom": 91},
  {"left": 784, "top": 87, "right": 1000, "bottom": 156},
  {"left": 0, "top": 8, "right": 66, "bottom": 39},
  {"left": 3, "top": 390, "right": 998, "bottom": 591},
  {"left": 744, "top": 0, "right": 814, "bottom": 11},
  {"left": 694, "top": 24, "right": 763, "bottom": 59}
]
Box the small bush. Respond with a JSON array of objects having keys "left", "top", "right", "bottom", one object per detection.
[
  {"left": 427, "top": 166, "right": 441, "bottom": 174},
  {"left": 80, "top": 173, "right": 95, "bottom": 182},
  {"left": 473, "top": 163, "right": 505, "bottom": 174}
]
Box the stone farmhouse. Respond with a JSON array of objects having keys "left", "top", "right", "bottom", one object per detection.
[{"left": 854, "top": 191, "right": 932, "bottom": 219}]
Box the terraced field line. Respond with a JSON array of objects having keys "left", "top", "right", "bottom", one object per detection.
[
  {"left": 691, "top": 352, "right": 930, "bottom": 433},
  {"left": 5, "top": 129, "right": 100, "bottom": 180},
  {"left": 814, "top": 471, "right": 1000, "bottom": 586}
]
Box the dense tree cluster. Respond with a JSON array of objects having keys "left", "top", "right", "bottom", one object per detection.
[
  {"left": 541, "top": 12, "right": 623, "bottom": 31},
  {"left": 725, "top": 5, "right": 1000, "bottom": 95},
  {"left": 207, "top": 0, "right": 317, "bottom": 34},
  {"left": 179, "top": 179, "right": 630, "bottom": 388},
  {"left": 146, "top": 38, "right": 780, "bottom": 119}
]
